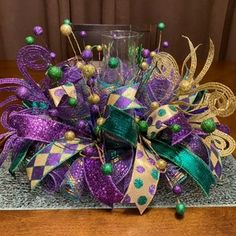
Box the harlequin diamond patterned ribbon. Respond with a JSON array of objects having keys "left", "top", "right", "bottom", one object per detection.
[
  {"left": 26, "top": 138, "right": 87, "bottom": 189},
  {"left": 48, "top": 83, "right": 77, "bottom": 107},
  {"left": 202, "top": 140, "right": 222, "bottom": 179},
  {"left": 123, "top": 142, "right": 160, "bottom": 214},
  {"left": 106, "top": 84, "right": 144, "bottom": 110}
]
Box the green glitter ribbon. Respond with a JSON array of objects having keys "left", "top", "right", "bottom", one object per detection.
[
  {"left": 151, "top": 139, "right": 216, "bottom": 195},
  {"left": 102, "top": 106, "right": 138, "bottom": 147}
]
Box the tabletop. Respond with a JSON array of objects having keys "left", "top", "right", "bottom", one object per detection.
[{"left": 0, "top": 60, "right": 235, "bottom": 236}]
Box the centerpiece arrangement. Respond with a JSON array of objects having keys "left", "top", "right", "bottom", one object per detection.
[{"left": 0, "top": 19, "right": 235, "bottom": 215}]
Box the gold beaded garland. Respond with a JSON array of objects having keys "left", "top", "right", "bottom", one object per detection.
[
  {"left": 60, "top": 24, "right": 72, "bottom": 36},
  {"left": 64, "top": 131, "right": 76, "bottom": 141}
]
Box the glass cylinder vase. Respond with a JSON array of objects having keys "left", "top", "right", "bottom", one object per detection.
[{"left": 99, "top": 30, "right": 142, "bottom": 87}]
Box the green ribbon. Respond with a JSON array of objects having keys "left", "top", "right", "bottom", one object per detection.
[
  {"left": 102, "top": 106, "right": 138, "bottom": 147},
  {"left": 151, "top": 139, "right": 216, "bottom": 195},
  {"left": 9, "top": 142, "right": 32, "bottom": 176}
]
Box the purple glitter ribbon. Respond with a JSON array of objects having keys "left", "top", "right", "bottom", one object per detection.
[
  {"left": 61, "top": 159, "right": 86, "bottom": 199},
  {"left": 9, "top": 113, "right": 73, "bottom": 143},
  {"left": 84, "top": 158, "right": 124, "bottom": 206},
  {"left": 42, "top": 164, "right": 69, "bottom": 194},
  {"left": 111, "top": 150, "right": 134, "bottom": 185},
  {"left": 165, "top": 113, "right": 192, "bottom": 145},
  {"left": 17, "top": 45, "right": 51, "bottom": 102}
]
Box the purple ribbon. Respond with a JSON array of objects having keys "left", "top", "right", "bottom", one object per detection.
[
  {"left": 84, "top": 158, "right": 124, "bottom": 206},
  {"left": 9, "top": 113, "right": 73, "bottom": 143},
  {"left": 61, "top": 159, "right": 87, "bottom": 199},
  {"left": 42, "top": 164, "right": 69, "bottom": 194},
  {"left": 165, "top": 113, "right": 192, "bottom": 145}
]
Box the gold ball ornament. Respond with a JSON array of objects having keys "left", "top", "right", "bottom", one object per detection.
[
  {"left": 88, "top": 93, "right": 100, "bottom": 104},
  {"left": 60, "top": 24, "right": 72, "bottom": 36},
  {"left": 96, "top": 45, "right": 103, "bottom": 52},
  {"left": 150, "top": 101, "right": 159, "bottom": 111},
  {"left": 179, "top": 80, "right": 192, "bottom": 93},
  {"left": 76, "top": 61, "right": 84, "bottom": 70},
  {"left": 150, "top": 51, "right": 157, "bottom": 58},
  {"left": 85, "top": 45, "right": 92, "bottom": 50},
  {"left": 64, "top": 131, "right": 76, "bottom": 141},
  {"left": 140, "top": 61, "right": 149, "bottom": 71},
  {"left": 156, "top": 159, "right": 167, "bottom": 170},
  {"left": 96, "top": 117, "right": 106, "bottom": 126},
  {"left": 82, "top": 64, "right": 96, "bottom": 78}
]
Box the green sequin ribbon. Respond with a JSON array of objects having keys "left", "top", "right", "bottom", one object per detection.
[
  {"left": 102, "top": 106, "right": 138, "bottom": 147},
  {"left": 151, "top": 139, "right": 216, "bottom": 195}
]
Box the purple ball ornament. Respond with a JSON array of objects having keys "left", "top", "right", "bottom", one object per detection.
[
  {"left": 50, "top": 52, "right": 56, "bottom": 60},
  {"left": 141, "top": 49, "right": 150, "bottom": 58},
  {"left": 83, "top": 146, "right": 95, "bottom": 157},
  {"left": 162, "top": 41, "right": 169, "bottom": 48},
  {"left": 77, "top": 120, "right": 87, "bottom": 129},
  {"left": 16, "top": 86, "right": 30, "bottom": 99},
  {"left": 33, "top": 26, "right": 43, "bottom": 36},
  {"left": 82, "top": 49, "right": 93, "bottom": 62},
  {"left": 172, "top": 184, "right": 182, "bottom": 195},
  {"left": 79, "top": 31, "right": 87, "bottom": 38},
  {"left": 91, "top": 104, "right": 100, "bottom": 114}
]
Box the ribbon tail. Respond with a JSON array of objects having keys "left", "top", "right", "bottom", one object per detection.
[
  {"left": 123, "top": 142, "right": 160, "bottom": 214},
  {"left": 151, "top": 139, "right": 216, "bottom": 196},
  {"left": 202, "top": 139, "right": 222, "bottom": 179},
  {"left": 26, "top": 138, "right": 88, "bottom": 189},
  {"left": 9, "top": 141, "right": 32, "bottom": 175},
  {"left": 61, "top": 158, "right": 86, "bottom": 200},
  {"left": 84, "top": 158, "right": 124, "bottom": 206}
]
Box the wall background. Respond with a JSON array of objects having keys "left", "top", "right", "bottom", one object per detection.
[{"left": 0, "top": 0, "right": 235, "bottom": 61}]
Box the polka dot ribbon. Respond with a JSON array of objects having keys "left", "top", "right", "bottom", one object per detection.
[
  {"left": 147, "top": 104, "right": 178, "bottom": 138},
  {"left": 122, "top": 142, "right": 160, "bottom": 214}
]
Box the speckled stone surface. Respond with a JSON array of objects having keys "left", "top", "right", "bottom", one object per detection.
[{"left": 0, "top": 156, "right": 235, "bottom": 210}]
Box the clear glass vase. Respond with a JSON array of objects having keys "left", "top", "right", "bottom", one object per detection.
[{"left": 99, "top": 30, "right": 142, "bottom": 87}]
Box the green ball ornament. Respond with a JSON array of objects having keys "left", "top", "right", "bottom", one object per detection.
[
  {"left": 64, "top": 19, "right": 72, "bottom": 25},
  {"left": 25, "top": 36, "right": 35, "bottom": 45},
  {"left": 201, "top": 118, "right": 216, "bottom": 133},
  {"left": 68, "top": 97, "right": 77, "bottom": 107},
  {"left": 138, "top": 120, "right": 148, "bottom": 133},
  {"left": 108, "top": 57, "right": 119, "bottom": 69},
  {"left": 47, "top": 66, "right": 62, "bottom": 80},
  {"left": 157, "top": 22, "right": 166, "bottom": 31},
  {"left": 171, "top": 124, "right": 182, "bottom": 133},
  {"left": 101, "top": 163, "right": 113, "bottom": 175},
  {"left": 176, "top": 203, "right": 186, "bottom": 215}
]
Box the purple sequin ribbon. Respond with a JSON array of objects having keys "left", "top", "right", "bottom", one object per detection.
[
  {"left": 9, "top": 113, "right": 73, "bottom": 143},
  {"left": 84, "top": 158, "right": 124, "bottom": 206}
]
